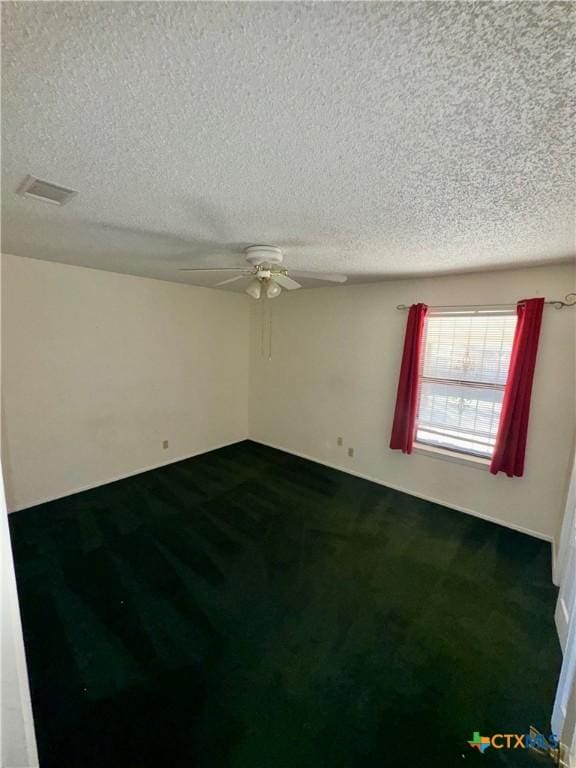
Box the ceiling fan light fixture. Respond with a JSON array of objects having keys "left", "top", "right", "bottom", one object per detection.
[
  {"left": 245, "top": 279, "right": 262, "bottom": 300},
  {"left": 266, "top": 280, "right": 282, "bottom": 299},
  {"left": 177, "top": 244, "right": 347, "bottom": 292}
]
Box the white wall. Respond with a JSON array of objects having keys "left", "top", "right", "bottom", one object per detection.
[
  {"left": 3, "top": 255, "right": 574, "bottom": 545},
  {"left": 2, "top": 254, "right": 250, "bottom": 511},
  {"left": 556, "top": 264, "right": 576, "bottom": 764},
  {"left": 1, "top": 256, "right": 39, "bottom": 767},
  {"left": 250, "top": 263, "right": 575, "bottom": 543},
  {"left": 1, "top": 468, "right": 38, "bottom": 767}
]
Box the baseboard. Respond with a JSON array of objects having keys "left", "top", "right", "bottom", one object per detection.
[
  {"left": 10, "top": 434, "right": 555, "bottom": 554},
  {"left": 250, "top": 438, "right": 555, "bottom": 547},
  {"left": 8, "top": 437, "right": 249, "bottom": 513}
]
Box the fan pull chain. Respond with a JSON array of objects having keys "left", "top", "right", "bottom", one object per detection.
[
  {"left": 260, "top": 296, "right": 266, "bottom": 357},
  {"left": 268, "top": 302, "right": 273, "bottom": 360}
]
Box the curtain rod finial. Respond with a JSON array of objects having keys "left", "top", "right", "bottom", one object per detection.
[{"left": 551, "top": 292, "right": 576, "bottom": 309}]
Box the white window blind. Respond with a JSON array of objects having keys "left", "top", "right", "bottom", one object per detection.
[{"left": 415, "top": 311, "right": 517, "bottom": 459}]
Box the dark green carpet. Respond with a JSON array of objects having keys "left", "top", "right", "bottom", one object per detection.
[{"left": 9, "top": 440, "right": 561, "bottom": 767}]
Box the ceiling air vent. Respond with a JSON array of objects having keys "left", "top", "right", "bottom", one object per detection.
[{"left": 17, "top": 175, "right": 77, "bottom": 206}]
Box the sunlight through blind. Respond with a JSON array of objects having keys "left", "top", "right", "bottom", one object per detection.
[{"left": 416, "top": 311, "right": 517, "bottom": 458}]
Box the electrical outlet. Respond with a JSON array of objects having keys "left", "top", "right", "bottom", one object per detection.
[
  {"left": 162, "top": 440, "right": 169, "bottom": 450},
  {"left": 348, "top": 447, "right": 354, "bottom": 457},
  {"left": 337, "top": 437, "right": 343, "bottom": 446}
]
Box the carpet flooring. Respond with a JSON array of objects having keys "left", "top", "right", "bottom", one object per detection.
[{"left": 9, "top": 440, "right": 561, "bottom": 767}]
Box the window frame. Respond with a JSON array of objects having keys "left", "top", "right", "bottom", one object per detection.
[{"left": 413, "top": 307, "right": 517, "bottom": 465}]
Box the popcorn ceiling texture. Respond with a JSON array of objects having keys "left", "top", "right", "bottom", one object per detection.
[{"left": 1, "top": 1, "right": 574, "bottom": 288}]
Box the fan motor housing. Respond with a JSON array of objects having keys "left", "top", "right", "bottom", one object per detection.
[{"left": 244, "top": 245, "right": 283, "bottom": 266}]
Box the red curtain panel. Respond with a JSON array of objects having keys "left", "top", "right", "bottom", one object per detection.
[
  {"left": 390, "top": 303, "right": 428, "bottom": 454},
  {"left": 490, "top": 297, "right": 545, "bottom": 477}
]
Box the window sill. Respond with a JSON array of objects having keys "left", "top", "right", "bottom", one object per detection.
[{"left": 413, "top": 442, "right": 490, "bottom": 470}]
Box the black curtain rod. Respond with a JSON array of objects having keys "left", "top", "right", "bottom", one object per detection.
[{"left": 396, "top": 293, "right": 576, "bottom": 311}]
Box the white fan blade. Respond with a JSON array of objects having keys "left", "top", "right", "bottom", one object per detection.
[
  {"left": 215, "top": 274, "right": 251, "bottom": 287},
  {"left": 290, "top": 270, "right": 347, "bottom": 283},
  {"left": 178, "top": 267, "right": 246, "bottom": 273},
  {"left": 274, "top": 274, "right": 302, "bottom": 290}
]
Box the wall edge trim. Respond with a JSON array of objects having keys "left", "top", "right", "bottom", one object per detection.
[
  {"left": 8, "top": 437, "right": 248, "bottom": 513},
  {"left": 250, "top": 438, "right": 555, "bottom": 546},
  {"left": 9, "top": 434, "right": 555, "bottom": 579}
]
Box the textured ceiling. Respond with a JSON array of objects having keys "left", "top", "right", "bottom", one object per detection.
[{"left": 2, "top": 1, "right": 575, "bottom": 290}]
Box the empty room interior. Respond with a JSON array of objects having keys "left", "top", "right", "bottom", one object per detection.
[{"left": 1, "top": 2, "right": 576, "bottom": 767}]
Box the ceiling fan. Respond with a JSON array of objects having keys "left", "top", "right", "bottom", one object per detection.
[{"left": 179, "top": 245, "right": 347, "bottom": 299}]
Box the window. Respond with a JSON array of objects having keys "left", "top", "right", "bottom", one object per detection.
[{"left": 415, "top": 311, "right": 517, "bottom": 460}]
